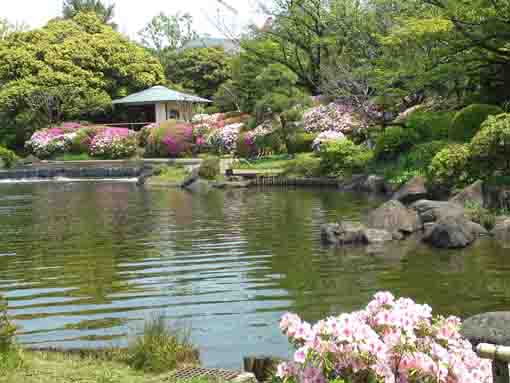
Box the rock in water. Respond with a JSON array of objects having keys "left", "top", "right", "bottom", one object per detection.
[
  {"left": 368, "top": 200, "right": 422, "bottom": 235},
  {"left": 321, "top": 222, "right": 366, "bottom": 245},
  {"left": 450, "top": 180, "right": 484, "bottom": 207},
  {"left": 411, "top": 199, "right": 465, "bottom": 223},
  {"left": 360, "top": 175, "right": 385, "bottom": 194},
  {"left": 423, "top": 215, "right": 487, "bottom": 248},
  {"left": 392, "top": 176, "right": 428, "bottom": 204}
]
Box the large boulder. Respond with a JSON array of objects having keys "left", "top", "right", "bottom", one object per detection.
[
  {"left": 392, "top": 176, "right": 428, "bottom": 204},
  {"left": 461, "top": 312, "right": 510, "bottom": 347},
  {"left": 321, "top": 222, "right": 366, "bottom": 245},
  {"left": 423, "top": 215, "right": 488, "bottom": 248},
  {"left": 449, "top": 180, "right": 484, "bottom": 207},
  {"left": 368, "top": 200, "right": 422, "bottom": 234},
  {"left": 411, "top": 199, "right": 466, "bottom": 223}
]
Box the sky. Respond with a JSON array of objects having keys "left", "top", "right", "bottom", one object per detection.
[{"left": 2, "top": 0, "right": 264, "bottom": 39}]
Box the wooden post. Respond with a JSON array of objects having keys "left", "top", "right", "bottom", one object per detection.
[
  {"left": 243, "top": 356, "right": 282, "bottom": 382},
  {"left": 476, "top": 343, "right": 510, "bottom": 383}
]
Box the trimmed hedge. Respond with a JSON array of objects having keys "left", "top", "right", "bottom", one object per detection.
[
  {"left": 449, "top": 104, "right": 503, "bottom": 142},
  {"left": 374, "top": 127, "right": 419, "bottom": 160},
  {"left": 405, "top": 111, "right": 455, "bottom": 141},
  {"left": 470, "top": 113, "right": 510, "bottom": 174},
  {"left": 427, "top": 144, "right": 471, "bottom": 190},
  {"left": 320, "top": 140, "right": 374, "bottom": 177}
]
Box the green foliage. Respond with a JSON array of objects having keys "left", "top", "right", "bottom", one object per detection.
[
  {"left": 0, "top": 297, "right": 16, "bottom": 354},
  {"left": 427, "top": 144, "right": 471, "bottom": 191},
  {"left": 0, "top": 146, "right": 19, "bottom": 168},
  {"left": 287, "top": 132, "right": 316, "bottom": 154},
  {"left": 213, "top": 80, "right": 241, "bottom": 113},
  {"left": 470, "top": 113, "right": 510, "bottom": 175},
  {"left": 464, "top": 202, "right": 496, "bottom": 231},
  {"left": 404, "top": 140, "right": 450, "bottom": 170},
  {"left": 406, "top": 111, "right": 455, "bottom": 141},
  {"left": 70, "top": 127, "right": 96, "bottom": 154},
  {"left": 283, "top": 154, "right": 322, "bottom": 177},
  {"left": 319, "top": 140, "right": 374, "bottom": 177},
  {"left": 449, "top": 104, "right": 503, "bottom": 142},
  {"left": 0, "top": 12, "right": 164, "bottom": 147},
  {"left": 165, "top": 47, "right": 232, "bottom": 99},
  {"left": 198, "top": 156, "right": 220, "bottom": 180},
  {"left": 374, "top": 127, "right": 419, "bottom": 160},
  {"left": 126, "top": 314, "right": 198, "bottom": 373}
]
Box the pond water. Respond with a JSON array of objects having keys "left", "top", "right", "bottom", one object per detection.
[{"left": 1, "top": 182, "right": 510, "bottom": 369}]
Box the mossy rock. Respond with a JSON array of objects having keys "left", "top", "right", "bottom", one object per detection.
[{"left": 449, "top": 104, "right": 503, "bottom": 142}]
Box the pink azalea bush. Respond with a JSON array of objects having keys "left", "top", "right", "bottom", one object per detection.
[
  {"left": 144, "top": 121, "right": 195, "bottom": 157},
  {"left": 303, "top": 103, "right": 366, "bottom": 135},
  {"left": 206, "top": 123, "right": 243, "bottom": 154},
  {"left": 277, "top": 292, "right": 491, "bottom": 383},
  {"left": 25, "top": 123, "right": 83, "bottom": 158},
  {"left": 89, "top": 127, "right": 137, "bottom": 159},
  {"left": 312, "top": 130, "right": 346, "bottom": 152}
]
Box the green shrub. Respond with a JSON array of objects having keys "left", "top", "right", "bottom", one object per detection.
[
  {"left": 406, "top": 111, "right": 455, "bottom": 141},
  {"left": 470, "top": 114, "right": 510, "bottom": 175},
  {"left": 374, "top": 127, "right": 420, "bottom": 160},
  {"left": 283, "top": 154, "right": 322, "bottom": 177},
  {"left": 126, "top": 314, "right": 199, "bottom": 373},
  {"left": 198, "top": 156, "right": 220, "bottom": 179},
  {"left": 0, "top": 146, "right": 18, "bottom": 168},
  {"left": 320, "top": 140, "right": 374, "bottom": 177},
  {"left": 449, "top": 104, "right": 503, "bottom": 142},
  {"left": 287, "top": 132, "right": 316, "bottom": 154},
  {"left": 405, "top": 140, "right": 450, "bottom": 169},
  {"left": 427, "top": 144, "right": 471, "bottom": 191},
  {"left": 205, "top": 105, "right": 220, "bottom": 114},
  {"left": 70, "top": 127, "right": 96, "bottom": 154},
  {"left": 0, "top": 297, "right": 16, "bottom": 354},
  {"left": 464, "top": 202, "right": 496, "bottom": 231}
]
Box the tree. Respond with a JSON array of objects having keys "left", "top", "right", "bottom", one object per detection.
[
  {"left": 165, "top": 47, "right": 232, "bottom": 99},
  {"left": 0, "top": 12, "right": 164, "bottom": 147},
  {"left": 245, "top": 0, "right": 330, "bottom": 94},
  {"left": 138, "top": 12, "right": 198, "bottom": 61},
  {"left": 63, "top": 0, "right": 116, "bottom": 27},
  {"left": 254, "top": 63, "right": 310, "bottom": 152}
]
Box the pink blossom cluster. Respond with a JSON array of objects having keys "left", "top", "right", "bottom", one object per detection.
[
  {"left": 25, "top": 124, "right": 82, "bottom": 158},
  {"left": 277, "top": 292, "right": 491, "bottom": 383},
  {"left": 245, "top": 122, "right": 275, "bottom": 147},
  {"left": 303, "top": 103, "right": 365, "bottom": 134},
  {"left": 312, "top": 130, "right": 346, "bottom": 152},
  {"left": 89, "top": 128, "right": 137, "bottom": 159},
  {"left": 206, "top": 123, "right": 243, "bottom": 154}
]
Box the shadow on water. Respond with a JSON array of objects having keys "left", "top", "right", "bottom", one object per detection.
[{"left": 0, "top": 182, "right": 509, "bottom": 368}]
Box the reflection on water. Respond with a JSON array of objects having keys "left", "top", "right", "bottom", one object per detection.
[{"left": 1, "top": 182, "right": 510, "bottom": 368}]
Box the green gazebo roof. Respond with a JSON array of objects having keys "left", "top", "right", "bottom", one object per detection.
[{"left": 112, "top": 86, "right": 211, "bottom": 105}]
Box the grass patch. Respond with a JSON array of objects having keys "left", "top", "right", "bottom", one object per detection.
[
  {"left": 150, "top": 166, "right": 189, "bottom": 184},
  {"left": 53, "top": 153, "right": 94, "bottom": 161},
  {"left": 234, "top": 154, "right": 295, "bottom": 170},
  {"left": 0, "top": 351, "right": 162, "bottom": 383},
  {"left": 125, "top": 313, "right": 199, "bottom": 373}
]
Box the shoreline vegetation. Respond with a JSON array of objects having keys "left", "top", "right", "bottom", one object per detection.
[{"left": 0, "top": 309, "right": 201, "bottom": 383}]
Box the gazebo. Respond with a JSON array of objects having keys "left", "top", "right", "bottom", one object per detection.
[{"left": 112, "top": 85, "right": 211, "bottom": 123}]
